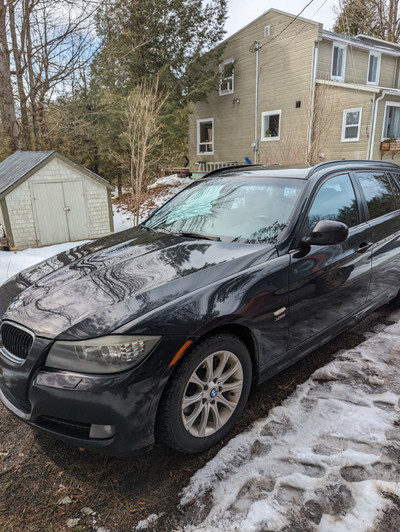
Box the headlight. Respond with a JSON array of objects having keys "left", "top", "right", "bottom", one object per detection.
[{"left": 45, "top": 335, "right": 161, "bottom": 374}]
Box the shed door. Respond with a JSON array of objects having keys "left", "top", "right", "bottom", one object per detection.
[
  {"left": 32, "top": 181, "right": 89, "bottom": 246},
  {"left": 63, "top": 181, "right": 88, "bottom": 241}
]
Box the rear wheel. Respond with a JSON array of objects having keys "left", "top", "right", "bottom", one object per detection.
[{"left": 157, "top": 333, "right": 252, "bottom": 453}]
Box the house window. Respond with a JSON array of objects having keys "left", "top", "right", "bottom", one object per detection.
[
  {"left": 261, "top": 110, "right": 281, "bottom": 141},
  {"left": 331, "top": 43, "right": 346, "bottom": 82},
  {"left": 382, "top": 102, "right": 400, "bottom": 140},
  {"left": 197, "top": 118, "right": 214, "bottom": 154},
  {"left": 367, "top": 52, "right": 381, "bottom": 85},
  {"left": 341, "top": 108, "right": 362, "bottom": 142},
  {"left": 219, "top": 59, "right": 234, "bottom": 95}
]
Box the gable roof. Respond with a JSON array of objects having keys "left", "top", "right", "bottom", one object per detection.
[{"left": 0, "top": 151, "right": 113, "bottom": 197}]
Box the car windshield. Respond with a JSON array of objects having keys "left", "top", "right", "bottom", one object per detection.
[{"left": 143, "top": 176, "right": 306, "bottom": 243}]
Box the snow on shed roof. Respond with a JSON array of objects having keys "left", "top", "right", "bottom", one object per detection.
[{"left": 0, "top": 151, "right": 113, "bottom": 196}]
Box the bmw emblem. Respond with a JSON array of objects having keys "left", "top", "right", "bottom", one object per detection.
[
  {"left": 210, "top": 387, "right": 218, "bottom": 398},
  {"left": 8, "top": 300, "right": 23, "bottom": 311}
]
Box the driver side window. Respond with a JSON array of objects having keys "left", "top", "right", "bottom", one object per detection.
[{"left": 308, "top": 173, "right": 360, "bottom": 230}]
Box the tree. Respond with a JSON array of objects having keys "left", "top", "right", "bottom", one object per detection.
[
  {"left": 0, "top": 0, "right": 103, "bottom": 156},
  {"left": 0, "top": 0, "right": 21, "bottom": 151},
  {"left": 113, "top": 80, "right": 167, "bottom": 225},
  {"left": 92, "top": 0, "right": 227, "bottom": 169},
  {"left": 333, "top": 0, "right": 400, "bottom": 42}
]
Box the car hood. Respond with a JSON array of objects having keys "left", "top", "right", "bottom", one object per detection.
[{"left": 0, "top": 227, "right": 272, "bottom": 340}]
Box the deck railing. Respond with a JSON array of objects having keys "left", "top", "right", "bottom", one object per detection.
[{"left": 196, "top": 161, "right": 242, "bottom": 173}]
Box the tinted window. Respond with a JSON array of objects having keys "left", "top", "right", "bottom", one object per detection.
[
  {"left": 308, "top": 173, "right": 360, "bottom": 230},
  {"left": 357, "top": 172, "right": 396, "bottom": 219},
  {"left": 390, "top": 173, "right": 400, "bottom": 205}
]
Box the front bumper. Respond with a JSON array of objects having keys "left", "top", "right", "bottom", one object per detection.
[{"left": 0, "top": 334, "right": 186, "bottom": 456}]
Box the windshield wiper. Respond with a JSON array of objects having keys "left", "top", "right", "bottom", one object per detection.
[
  {"left": 176, "top": 231, "right": 221, "bottom": 241},
  {"left": 141, "top": 225, "right": 170, "bottom": 235},
  {"left": 142, "top": 225, "right": 221, "bottom": 241}
]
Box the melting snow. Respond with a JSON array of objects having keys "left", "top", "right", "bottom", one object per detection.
[{"left": 181, "top": 312, "right": 400, "bottom": 531}]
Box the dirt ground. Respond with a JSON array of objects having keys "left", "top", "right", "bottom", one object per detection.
[{"left": 0, "top": 304, "right": 398, "bottom": 532}]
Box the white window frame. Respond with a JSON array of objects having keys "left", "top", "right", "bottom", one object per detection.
[
  {"left": 261, "top": 110, "right": 281, "bottom": 141},
  {"left": 331, "top": 42, "right": 347, "bottom": 82},
  {"left": 219, "top": 58, "right": 234, "bottom": 95},
  {"left": 197, "top": 118, "right": 214, "bottom": 155},
  {"left": 382, "top": 101, "right": 400, "bottom": 140},
  {"left": 341, "top": 108, "right": 362, "bottom": 142},
  {"left": 367, "top": 51, "right": 381, "bottom": 85}
]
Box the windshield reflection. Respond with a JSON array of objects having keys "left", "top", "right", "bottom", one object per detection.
[{"left": 144, "top": 176, "right": 305, "bottom": 243}]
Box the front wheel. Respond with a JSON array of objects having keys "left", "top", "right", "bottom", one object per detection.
[{"left": 157, "top": 333, "right": 252, "bottom": 453}]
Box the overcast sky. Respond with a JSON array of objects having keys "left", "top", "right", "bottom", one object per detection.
[{"left": 225, "top": 0, "right": 340, "bottom": 37}]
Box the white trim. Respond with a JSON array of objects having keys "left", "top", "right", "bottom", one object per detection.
[
  {"left": 197, "top": 118, "right": 214, "bottom": 155},
  {"left": 367, "top": 51, "right": 381, "bottom": 85},
  {"left": 331, "top": 42, "right": 346, "bottom": 82},
  {"left": 316, "top": 79, "right": 380, "bottom": 93},
  {"left": 341, "top": 108, "right": 362, "bottom": 142},
  {"left": 219, "top": 58, "right": 234, "bottom": 96},
  {"left": 261, "top": 109, "right": 281, "bottom": 141},
  {"left": 381, "top": 100, "right": 400, "bottom": 140}
]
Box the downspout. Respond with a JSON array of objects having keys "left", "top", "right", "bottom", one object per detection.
[
  {"left": 307, "top": 42, "right": 319, "bottom": 162},
  {"left": 369, "top": 91, "right": 386, "bottom": 160},
  {"left": 254, "top": 41, "right": 260, "bottom": 164}
]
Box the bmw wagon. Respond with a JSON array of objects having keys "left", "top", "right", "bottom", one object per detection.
[{"left": 1, "top": 160, "right": 400, "bottom": 455}]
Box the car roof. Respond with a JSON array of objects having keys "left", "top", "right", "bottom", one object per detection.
[{"left": 202, "top": 160, "right": 400, "bottom": 181}]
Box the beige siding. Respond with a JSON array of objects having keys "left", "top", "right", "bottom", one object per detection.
[
  {"left": 316, "top": 40, "right": 332, "bottom": 80},
  {"left": 380, "top": 55, "right": 397, "bottom": 87},
  {"left": 371, "top": 95, "right": 400, "bottom": 161},
  {"left": 189, "top": 11, "right": 321, "bottom": 170},
  {"left": 317, "top": 39, "right": 397, "bottom": 88},
  {"left": 344, "top": 47, "right": 369, "bottom": 85},
  {"left": 5, "top": 158, "right": 112, "bottom": 248},
  {"left": 311, "top": 84, "right": 373, "bottom": 163}
]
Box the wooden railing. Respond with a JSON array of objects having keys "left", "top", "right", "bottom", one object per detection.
[{"left": 196, "top": 161, "right": 242, "bottom": 173}]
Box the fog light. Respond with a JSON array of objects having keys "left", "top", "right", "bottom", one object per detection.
[{"left": 89, "top": 424, "right": 116, "bottom": 439}]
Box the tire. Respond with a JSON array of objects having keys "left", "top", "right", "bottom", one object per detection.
[{"left": 157, "top": 333, "right": 252, "bottom": 453}]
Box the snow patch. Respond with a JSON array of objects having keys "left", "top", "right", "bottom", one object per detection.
[{"left": 181, "top": 312, "right": 400, "bottom": 531}]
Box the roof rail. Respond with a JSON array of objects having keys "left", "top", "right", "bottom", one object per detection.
[
  {"left": 201, "top": 164, "right": 271, "bottom": 178},
  {"left": 307, "top": 159, "right": 399, "bottom": 177}
]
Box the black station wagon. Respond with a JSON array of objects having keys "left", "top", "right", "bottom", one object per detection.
[{"left": 1, "top": 160, "right": 400, "bottom": 455}]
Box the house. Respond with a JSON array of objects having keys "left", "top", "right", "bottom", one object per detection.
[
  {"left": 189, "top": 9, "right": 400, "bottom": 174},
  {"left": 0, "top": 151, "right": 114, "bottom": 248}
]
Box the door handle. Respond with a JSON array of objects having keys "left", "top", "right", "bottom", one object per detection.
[
  {"left": 357, "top": 242, "right": 372, "bottom": 253},
  {"left": 63, "top": 206, "right": 71, "bottom": 212}
]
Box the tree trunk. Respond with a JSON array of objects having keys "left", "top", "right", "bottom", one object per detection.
[
  {"left": 0, "top": 0, "right": 21, "bottom": 152},
  {"left": 8, "top": 0, "right": 31, "bottom": 150}
]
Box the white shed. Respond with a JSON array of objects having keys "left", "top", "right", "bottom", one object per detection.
[{"left": 0, "top": 151, "right": 114, "bottom": 248}]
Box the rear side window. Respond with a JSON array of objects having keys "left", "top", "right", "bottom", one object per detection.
[
  {"left": 356, "top": 172, "right": 397, "bottom": 219},
  {"left": 308, "top": 173, "right": 360, "bottom": 230},
  {"left": 390, "top": 173, "right": 400, "bottom": 204}
]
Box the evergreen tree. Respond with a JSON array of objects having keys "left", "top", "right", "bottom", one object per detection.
[{"left": 91, "top": 0, "right": 227, "bottom": 173}]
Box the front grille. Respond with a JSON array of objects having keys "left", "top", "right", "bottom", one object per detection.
[{"left": 0, "top": 322, "right": 34, "bottom": 360}]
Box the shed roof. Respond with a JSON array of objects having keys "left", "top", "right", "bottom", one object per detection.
[{"left": 0, "top": 151, "right": 113, "bottom": 196}]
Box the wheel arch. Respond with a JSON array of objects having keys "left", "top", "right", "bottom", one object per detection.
[{"left": 170, "top": 321, "right": 259, "bottom": 384}]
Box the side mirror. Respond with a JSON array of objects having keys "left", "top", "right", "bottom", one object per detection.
[{"left": 301, "top": 220, "right": 349, "bottom": 246}]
